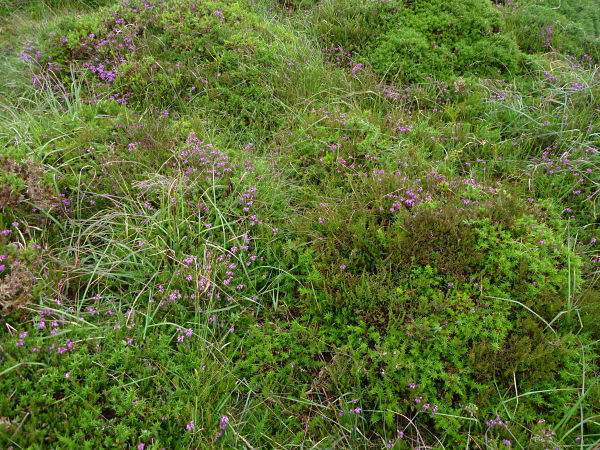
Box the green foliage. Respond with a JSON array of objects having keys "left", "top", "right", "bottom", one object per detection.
[
  {"left": 294, "top": 176, "right": 579, "bottom": 328},
  {"left": 279, "top": 169, "right": 594, "bottom": 446},
  {"left": 27, "top": 0, "right": 345, "bottom": 144},
  {"left": 0, "top": 0, "right": 113, "bottom": 17},
  {"left": 310, "top": 0, "right": 523, "bottom": 81},
  {"left": 0, "top": 328, "right": 237, "bottom": 448},
  {"left": 502, "top": 0, "right": 600, "bottom": 61},
  {"left": 0, "top": 0, "right": 598, "bottom": 448},
  {"left": 370, "top": 0, "right": 523, "bottom": 81}
]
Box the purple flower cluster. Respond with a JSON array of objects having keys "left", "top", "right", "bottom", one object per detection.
[
  {"left": 176, "top": 327, "right": 193, "bottom": 343},
  {"left": 321, "top": 47, "right": 364, "bottom": 76},
  {"left": 486, "top": 415, "right": 508, "bottom": 428},
  {"left": 179, "top": 133, "right": 234, "bottom": 181},
  {"left": 386, "top": 429, "right": 406, "bottom": 448}
]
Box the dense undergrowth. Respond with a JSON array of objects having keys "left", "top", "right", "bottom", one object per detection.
[{"left": 0, "top": 0, "right": 598, "bottom": 448}]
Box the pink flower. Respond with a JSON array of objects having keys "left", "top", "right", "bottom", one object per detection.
[
  {"left": 186, "top": 421, "right": 195, "bottom": 430},
  {"left": 219, "top": 415, "right": 229, "bottom": 429}
]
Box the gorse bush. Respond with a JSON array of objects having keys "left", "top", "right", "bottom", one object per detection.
[{"left": 1, "top": 0, "right": 598, "bottom": 448}]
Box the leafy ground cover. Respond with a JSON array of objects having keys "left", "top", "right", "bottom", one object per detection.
[{"left": 0, "top": 0, "right": 598, "bottom": 448}]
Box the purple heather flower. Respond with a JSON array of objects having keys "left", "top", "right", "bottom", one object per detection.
[{"left": 219, "top": 415, "right": 229, "bottom": 429}]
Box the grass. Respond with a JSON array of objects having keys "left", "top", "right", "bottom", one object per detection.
[{"left": 0, "top": 0, "right": 599, "bottom": 448}]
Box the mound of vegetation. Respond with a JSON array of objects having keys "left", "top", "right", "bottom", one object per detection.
[
  {"left": 308, "top": 0, "right": 523, "bottom": 81},
  {"left": 504, "top": 0, "right": 600, "bottom": 61},
  {"left": 24, "top": 0, "right": 344, "bottom": 144}
]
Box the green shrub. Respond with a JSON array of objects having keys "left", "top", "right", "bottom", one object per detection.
[
  {"left": 310, "top": 0, "right": 523, "bottom": 81},
  {"left": 371, "top": 0, "right": 522, "bottom": 81},
  {"left": 288, "top": 187, "right": 590, "bottom": 446}
]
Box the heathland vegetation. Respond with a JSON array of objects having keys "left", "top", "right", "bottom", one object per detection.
[{"left": 1, "top": 0, "right": 598, "bottom": 448}]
